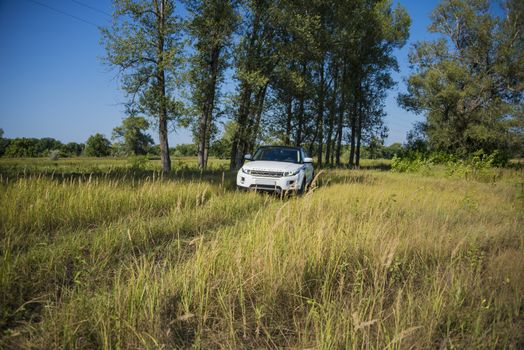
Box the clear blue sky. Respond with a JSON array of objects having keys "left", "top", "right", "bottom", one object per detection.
[{"left": 0, "top": 0, "right": 439, "bottom": 146}]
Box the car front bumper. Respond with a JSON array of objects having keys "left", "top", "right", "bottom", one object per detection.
[{"left": 236, "top": 172, "right": 302, "bottom": 192}]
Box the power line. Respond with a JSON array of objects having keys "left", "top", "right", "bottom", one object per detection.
[
  {"left": 71, "top": 0, "right": 112, "bottom": 18},
  {"left": 25, "top": 0, "right": 100, "bottom": 28}
]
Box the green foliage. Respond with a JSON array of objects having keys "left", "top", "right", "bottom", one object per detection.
[
  {"left": 170, "top": 143, "right": 198, "bottom": 157},
  {"left": 101, "top": 1, "right": 183, "bottom": 120},
  {"left": 360, "top": 141, "right": 406, "bottom": 160},
  {"left": 112, "top": 116, "right": 154, "bottom": 155},
  {"left": 0, "top": 137, "right": 85, "bottom": 158},
  {"left": 185, "top": 0, "right": 238, "bottom": 168},
  {"left": 392, "top": 149, "right": 509, "bottom": 182},
  {"left": 209, "top": 121, "right": 235, "bottom": 159},
  {"left": 0, "top": 129, "right": 5, "bottom": 157},
  {"left": 399, "top": 0, "right": 524, "bottom": 158},
  {"left": 84, "top": 133, "right": 111, "bottom": 157},
  {"left": 61, "top": 142, "right": 84, "bottom": 157},
  {"left": 391, "top": 153, "right": 434, "bottom": 174},
  {"left": 3, "top": 138, "right": 62, "bottom": 158},
  {"left": 249, "top": 0, "right": 411, "bottom": 168},
  {"left": 128, "top": 155, "right": 150, "bottom": 171},
  {"left": 101, "top": 0, "right": 185, "bottom": 171}
]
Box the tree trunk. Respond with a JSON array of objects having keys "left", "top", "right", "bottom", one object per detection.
[
  {"left": 285, "top": 95, "right": 293, "bottom": 145},
  {"left": 198, "top": 45, "right": 221, "bottom": 170},
  {"left": 230, "top": 84, "right": 252, "bottom": 170},
  {"left": 335, "top": 101, "right": 344, "bottom": 166},
  {"left": 296, "top": 95, "right": 304, "bottom": 147},
  {"left": 355, "top": 96, "right": 364, "bottom": 168},
  {"left": 355, "top": 103, "right": 362, "bottom": 168},
  {"left": 249, "top": 83, "right": 269, "bottom": 152},
  {"left": 229, "top": 9, "right": 260, "bottom": 170},
  {"left": 316, "top": 59, "right": 325, "bottom": 167},
  {"left": 326, "top": 64, "right": 339, "bottom": 167},
  {"left": 156, "top": 0, "right": 171, "bottom": 172},
  {"left": 197, "top": 107, "right": 208, "bottom": 169},
  {"left": 295, "top": 62, "right": 307, "bottom": 147},
  {"left": 335, "top": 65, "right": 346, "bottom": 166},
  {"left": 349, "top": 99, "right": 357, "bottom": 168}
]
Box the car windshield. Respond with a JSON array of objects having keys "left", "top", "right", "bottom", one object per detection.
[{"left": 253, "top": 147, "right": 301, "bottom": 163}]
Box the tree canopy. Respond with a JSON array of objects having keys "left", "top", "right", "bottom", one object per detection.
[
  {"left": 112, "top": 116, "right": 154, "bottom": 155},
  {"left": 101, "top": 0, "right": 184, "bottom": 171},
  {"left": 85, "top": 133, "right": 112, "bottom": 157},
  {"left": 399, "top": 0, "right": 524, "bottom": 157}
]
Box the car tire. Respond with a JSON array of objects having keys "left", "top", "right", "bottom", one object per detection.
[
  {"left": 297, "top": 176, "right": 306, "bottom": 195},
  {"left": 309, "top": 171, "right": 315, "bottom": 188}
]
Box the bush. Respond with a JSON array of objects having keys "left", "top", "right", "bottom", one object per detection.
[
  {"left": 128, "top": 156, "right": 150, "bottom": 171},
  {"left": 61, "top": 142, "right": 84, "bottom": 157},
  {"left": 171, "top": 144, "right": 198, "bottom": 157},
  {"left": 48, "top": 150, "right": 60, "bottom": 161},
  {"left": 392, "top": 150, "right": 507, "bottom": 182},
  {"left": 391, "top": 153, "right": 433, "bottom": 173},
  {"left": 84, "top": 134, "right": 112, "bottom": 157}
]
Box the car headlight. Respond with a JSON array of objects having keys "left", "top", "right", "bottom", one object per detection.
[
  {"left": 241, "top": 167, "right": 251, "bottom": 174},
  {"left": 284, "top": 168, "right": 302, "bottom": 177}
]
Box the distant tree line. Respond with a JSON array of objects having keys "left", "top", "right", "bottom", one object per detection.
[
  {"left": 0, "top": 116, "right": 156, "bottom": 158},
  {"left": 0, "top": 121, "right": 230, "bottom": 159},
  {"left": 0, "top": 129, "right": 85, "bottom": 158}
]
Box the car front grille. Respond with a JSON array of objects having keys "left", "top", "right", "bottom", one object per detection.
[{"left": 250, "top": 170, "right": 284, "bottom": 178}]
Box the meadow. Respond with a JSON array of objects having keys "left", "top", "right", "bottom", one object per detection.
[{"left": 0, "top": 157, "right": 523, "bottom": 349}]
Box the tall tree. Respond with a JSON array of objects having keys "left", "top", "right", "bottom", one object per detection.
[
  {"left": 347, "top": 0, "right": 410, "bottom": 167},
  {"left": 101, "top": 0, "right": 183, "bottom": 172},
  {"left": 186, "top": 0, "right": 238, "bottom": 169},
  {"left": 229, "top": 0, "right": 277, "bottom": 170},
  {"left": 399, "top": 0, "right": 524, "bottom": 156},
  {"left": 112, "top": 116, "right": 154, "bottom": 155}
]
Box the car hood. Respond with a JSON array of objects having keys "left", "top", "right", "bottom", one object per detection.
[{"left": 242, "top": 161, "right": 303, "bottom": 172}]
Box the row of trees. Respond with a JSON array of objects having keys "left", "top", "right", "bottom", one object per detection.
[
  {"left": 0, "top": 116, "right": 155, "bottom": 158},
  {"left": 227, "top": 0, "right": 410, "bottom": 170},
  {"left": 101, "top": 0, "right": 523, "bottom": 172},
  {"left": 0, "top": 129, "right": 85, "bottom": 158},
  {"left": 102, "top": 0, "right": 411, "bottom": 172},
  {"left": 0, "top": 119, "right": 234, "bottom": 158}
]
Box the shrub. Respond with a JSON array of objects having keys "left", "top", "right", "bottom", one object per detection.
[
  {"left": 84, "top": 134, "right": 112, "bottom": 157},
  {"left": 128, "top": 156, "right": 150, "bottom": 171},
  {"left": 48, "top": 150, "right": 60, "bottom": 161},
  {"left": 391, "top": 153, "right": 433, "bottom": 173}
]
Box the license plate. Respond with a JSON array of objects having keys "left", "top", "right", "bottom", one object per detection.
[{"left": 255, "top": 178, "right": 276, "bottom": 186}]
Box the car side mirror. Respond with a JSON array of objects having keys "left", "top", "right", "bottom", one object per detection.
[
  {"left": 244, "top": 154, "right": 252, "bottom": 161},
  {"left": 304, "top": 157, "right": 313, "bottom": 163}
]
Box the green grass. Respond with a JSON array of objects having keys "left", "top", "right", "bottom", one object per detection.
[{"left": 1, "top": 157, "right": 523, "bottom": 349}]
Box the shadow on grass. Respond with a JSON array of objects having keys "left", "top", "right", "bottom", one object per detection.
[{"left": 0, "top": 166, "right": 240, "bottom": 190}]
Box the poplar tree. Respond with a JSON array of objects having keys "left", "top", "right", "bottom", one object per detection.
[
  {"left": 186, "top": 0, "right": 238, "bottom": 169},
  {"left": 101, "top": 0, "right": 183, "bottom": 172}
]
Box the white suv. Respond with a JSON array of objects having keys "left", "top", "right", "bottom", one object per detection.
[{"left": 237, "top": 146, "right": 315, "bottom": 193}]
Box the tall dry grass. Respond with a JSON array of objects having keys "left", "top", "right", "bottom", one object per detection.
[{"left": 0, "top": 159, "right": 522, "bottom": 349}]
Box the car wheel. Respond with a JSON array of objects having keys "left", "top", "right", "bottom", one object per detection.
[
  {"left": 309, "top": 171, "right": 315, "bottom": 188},
  {"left": 297, "top": 177, "right": 306, "bottom": 195}
]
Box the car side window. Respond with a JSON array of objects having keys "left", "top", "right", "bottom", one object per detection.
[{"left": 301, "top": 149, "right": 306, "bottom": 163}]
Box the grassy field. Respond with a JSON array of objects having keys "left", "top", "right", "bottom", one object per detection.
[{"left": 0, "top": 157, "right": 523, "bottom": 349}]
